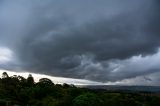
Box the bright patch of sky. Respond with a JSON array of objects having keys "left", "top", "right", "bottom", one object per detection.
[
  {"left": 0, "top": 47, "right": 13, "bottom": 64},
  {"left": 0, "top": 69, "right": 103, "bottom": 85}
]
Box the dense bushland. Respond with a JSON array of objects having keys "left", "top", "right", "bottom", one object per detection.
[{"left": 0, "top": 72, "right": 160, "bottom": 106}]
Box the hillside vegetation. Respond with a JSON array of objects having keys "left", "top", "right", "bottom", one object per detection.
[{"left": 0, "top": 72, "right": 160, "bottom": 106}]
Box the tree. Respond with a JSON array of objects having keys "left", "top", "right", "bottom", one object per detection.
[
  {"left": 2, "top": 72, "right": 9, "bottom": 78},
  {"left": 27, "top": 74, "right": 34, "bottom": 87},
  {"left": 18, "top": 75, "right": 26, "bottom": 83},
  {"left": 73, "top": 93, "right": 101, "bottom": 106},
  {"left": 42, "top": 96, "right": 58, "bottom": 106},
  {"left": 63, "top": 83, "right": 70, "bottom": 88},
  {"left": 38, "top": 78, "right": 54, "bottom": 86}
]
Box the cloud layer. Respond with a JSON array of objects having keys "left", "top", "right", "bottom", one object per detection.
[{"left": 0, "top": 0, "right": 160, "bottom": 84}]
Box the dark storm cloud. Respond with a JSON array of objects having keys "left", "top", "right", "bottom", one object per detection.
[{"left": 0, "top": 0, "right": 160, "bottom": 82}]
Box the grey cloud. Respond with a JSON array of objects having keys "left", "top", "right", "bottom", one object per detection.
[
  {"left": 0, "top": 0, "right": 160, "bottom": 83},
  {"left": 77, "top": 50, "right": 160, "bottom": 82},
  {"left": 143, "top": 76, "right": 152, "bottom": 82}
]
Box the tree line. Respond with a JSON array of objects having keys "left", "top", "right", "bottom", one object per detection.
[{"left": 0, "top": 72, "right": 160, "bottom": 106}]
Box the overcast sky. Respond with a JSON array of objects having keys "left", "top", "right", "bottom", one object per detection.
[{"left": 0, "top": 0, "right": 160, "bottom": 85}]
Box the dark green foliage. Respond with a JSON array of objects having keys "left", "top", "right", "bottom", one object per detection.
[
  {"left": 0, "top": 72, "right": 160, "bottom": 106},
  {"left": 27, "top": 74, "right": 34, "bottom": 87},
  {"left": 73, "top": 93, "right": 101, "bottom": 106}
]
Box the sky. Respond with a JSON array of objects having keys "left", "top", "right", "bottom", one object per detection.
[{"left": 0, "top": 0, "right": 160, "bottom": 85}]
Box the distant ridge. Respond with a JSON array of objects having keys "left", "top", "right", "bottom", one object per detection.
[{"left": 78, "top": 85, "right": 160, "bottom": 93}]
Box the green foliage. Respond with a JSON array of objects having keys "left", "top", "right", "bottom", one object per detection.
[
  {"left": 0, "top": 72, "right": 160, "bottom": 106},
  {"left": 27, "top": 74, "right": 34, "bottom": 87},
  {"left": 73, "top": 93, "right": 101, "bottom": 106},
  {"left": 38, "top": 78, "right": 54, "bottom": 88}
]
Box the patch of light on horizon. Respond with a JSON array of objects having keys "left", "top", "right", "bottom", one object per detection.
[
  {"left": 0, "top": 69, "right": 158, "bottom": 86},
  {"left": 0, "top": 69, "right": 104, "bottom": 85}
]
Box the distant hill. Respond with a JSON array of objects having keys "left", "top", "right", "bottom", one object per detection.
[{"left": 79, "top": 85, "right": 160, "bottom": 93}]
